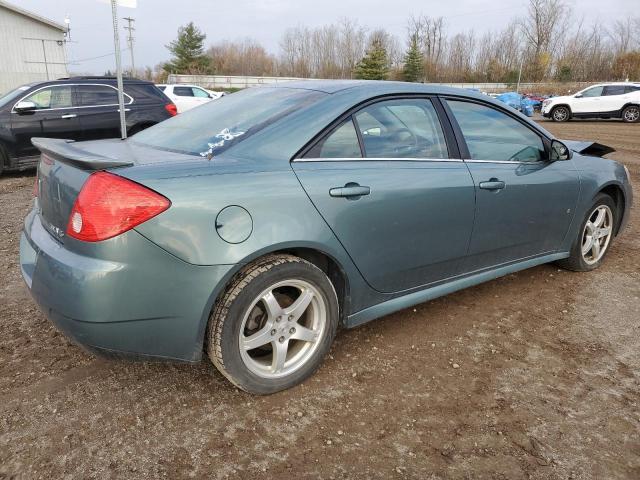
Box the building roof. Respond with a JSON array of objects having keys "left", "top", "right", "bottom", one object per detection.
[{"left": 0, "top": 0, "right": 66, "bottom": 32}]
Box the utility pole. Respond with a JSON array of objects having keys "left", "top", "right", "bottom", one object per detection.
[
  {"left": 516, "top": 57, "right": 524, "bottom": 94},
  {"left": 123, "top": 16, "right": 135, "bottom": 76},
  {"left": 110, "top": 0, "right": 127, "bottom": 139}
]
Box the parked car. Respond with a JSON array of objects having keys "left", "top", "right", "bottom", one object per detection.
[
  {"left": 156, "top": 84, "right": 223, "bottom": 113},
  {"left": 0, "top": 76, "right": 176, "bottom": 175},
  {"left": 542, "top": 82, "right": 640, "bottom": 122},
  {"left": 20, "top": 81, "right": 632, "bottom": 394}
]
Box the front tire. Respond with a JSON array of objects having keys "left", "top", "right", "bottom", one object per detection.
[
  {"left": 557, "top": 193, "right": 616, "bottom": 272},
  {"left": 551, "top": 105, "right": 571, "bottom": 122},
  {"left": 206, "top": 254, "right": 339, "bottom": 394},
  {"left": 621, "top": 105, "right": 640, "bottom": 123}
]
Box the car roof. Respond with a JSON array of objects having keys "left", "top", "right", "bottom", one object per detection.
[
  {"left": 588, "top": 82, "right": 640, "bottom": 87},
  {"left": 24, "top": 77, "right": 156, "bottom": 88},
  {"left": 265, "top": 79, "right": 482, "bottom": 97}
]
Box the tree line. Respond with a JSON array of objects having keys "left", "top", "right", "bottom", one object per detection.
[{"left": 155, "top": 0, "right": 640, "bottom": 84}]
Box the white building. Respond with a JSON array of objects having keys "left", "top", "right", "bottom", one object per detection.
[{"left": 0, "top": 1, "right": 68, "bottom": 94}]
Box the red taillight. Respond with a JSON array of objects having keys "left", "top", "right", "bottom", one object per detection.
[
  {"left": 165, "top": 103, "right": 177, "bottom": 116},
  {"left": 66, "top": 171, "right": 170, "bottom": 242}
]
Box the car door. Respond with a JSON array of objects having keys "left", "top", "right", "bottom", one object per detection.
[
  {"left": 571, "top": 86, "right": 604, "bottom": 113},
  {"left": 75, "top": 84, "right": 128, "bottom": 140},
  {"left": 172, "top": 86, "right": 198, "bottom": 112},
  {"left": 443, "top": 98, "right": 580, "bottom": 272},
  {"left": 190, "top": 86, "right": 212, "bottom": 108},
  {"left": 10, "top": 84, "right": 80, "bottom": 158},
  {"left": 600, "top": 85, "right": 629, "bottom": 112},
  {"left": 292, "top": 97, "right": 476, "bottom": 293}
]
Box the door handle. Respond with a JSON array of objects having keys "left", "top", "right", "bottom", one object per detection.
[
  {"left": 479, "top": 179, "right": 505, "bottom": 191},
  {"left": 329, "top": 183, "right": 371, "bottom": 199},
  {"left": 60, "top": 114, "right": 77, "bottom": 119}
]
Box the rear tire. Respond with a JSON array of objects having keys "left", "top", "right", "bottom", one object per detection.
[
  {"left": 551, "top": 105, "right": 570, "bottom": 122},
  {"left": 206, "top": 254, "right": 339, "bottom": 394},
  {"left": 127, "top": 123, "right": 155, "bottom": 136},
  {"left": 621, "top": 105, "right": 639, "bottom": 123},
  {"left": 0, "top": 144, "right": 7, "bottom": 176},
  {"left": 557, "top": 193, "right": 617, "bottom": 272}
]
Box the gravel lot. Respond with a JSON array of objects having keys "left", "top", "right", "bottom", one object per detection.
[{"left": 1, "top": 118, "right": 638, "bottom": 479}]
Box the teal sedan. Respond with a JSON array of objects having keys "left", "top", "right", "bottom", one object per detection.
[{"left": 20, "top": 81, "right": 633, "bottom": 394}]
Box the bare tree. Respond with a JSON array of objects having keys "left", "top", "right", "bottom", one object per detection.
[
  {"left": 408, "top": 15, "right": 447, "bottom": 81},
  {"left": 209, "top": 38, "right": 276, "bottom": 76},
  {"left": 608, "top": 18, "right": 635, "bottom": 54},
  {"left": 519, "top": 0, "right": 571, "bottom": 80}
]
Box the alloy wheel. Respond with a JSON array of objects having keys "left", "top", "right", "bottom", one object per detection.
[
  {"left": 624, "top": 106, "right": 639, "bottom": 122},
  {"left": 581, "top": 205, "right": 613, "bottom": 265},
  {"left": 553, "top": 107, "right": 568, "bottom": 122},
  {"left": 238, "top": 279, "right": 327, "bottom": 378}
]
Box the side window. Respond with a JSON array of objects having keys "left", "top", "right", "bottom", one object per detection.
[
  {"left": 22, "top": 86, "right": 73, "bottom": 109},
  {"left": 603, "top": 86, "right": 626, "bottom": 96},
  {"left": 173, "top": 86, "right": 194, "bottom": 97},
  {"left": 625, "top": 86, "right": 640, "bottom": 93},
  {"left": 192, "top": 87, "right": 209, "bottom": 98},
  {"left": 77, "top": 85, "right": 119, "bottom": 106},
  {"left": 157, "top": 86, "right": 167, "bottom": 92},
  {"left": 447, "top": 100, "right": 545, "bottom": 163},
  {"left": 354, "top": 99, "right": 448, "bottom": 159},
  {"left": 304, "top": 118, "right": 361, "bottom": 159},
  {"left": 581, "top": 86, "right": 603, "bottom": 98}
]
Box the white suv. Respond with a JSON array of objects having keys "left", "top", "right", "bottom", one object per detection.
[
  {"left": 156, "top": 84, "right": 224, "bottom": 113},
  {"left": 542, "top": 83, "right": 640, "bottom": 123}
]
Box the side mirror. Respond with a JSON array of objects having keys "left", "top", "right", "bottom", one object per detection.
[
  {"left": 550, "top": 139, "right": 572, "bottom": 161},
  {"left": 574, "top": 93, "right": 582, "bottom": 98},
  {"left": 14, "top": 101, "right": 37, "bottom": 113}
]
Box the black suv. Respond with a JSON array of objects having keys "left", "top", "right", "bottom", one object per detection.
[{"left": 0, "top": 77, "right": 176, "bottom": 174}]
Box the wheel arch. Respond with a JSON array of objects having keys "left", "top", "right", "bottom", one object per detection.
[
  {"left": 597, "top": 182, "right": 626, "bottom": 235},
  {"left": 127, "top": 121, "right": 156, "bottom": 136},
  {"left": 195, "top": 243, "right": 352, "bottom": 358},
  {"left": 0, "top": 140, "right": 9, "bottom": 172},
  {"left": 621, "top": 102, "right": 640, "bottom": 120},
  {"left": 551, "top": 103, "right": 572, "bottom": 116}
]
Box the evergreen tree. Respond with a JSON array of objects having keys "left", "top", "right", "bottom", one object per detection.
[
  {"left": 402, "top": 34, "right": 424, "bottom": 82},
  {"left": 353, "top": 39, "right": 389, "bottom": 80},
  {"left": 163, "top": 22, "right": 212, "bottom": 74}
]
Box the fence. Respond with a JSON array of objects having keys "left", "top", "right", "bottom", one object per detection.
[{"left": 167, "top": 74, "right": 592, "bottom": 93}]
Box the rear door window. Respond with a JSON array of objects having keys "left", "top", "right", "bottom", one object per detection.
[
  {"left": 447, "top": 100, "right": 545, "bottom": 163},
  {"left": 603, "top": 86, "right": 626, "bottom": 96},
  {"left": 304, "top": 119, "right": 362, "bottom": 158},
  {"left": 353, "top": 98, "right": 449, "bottom": 159},
  {"left": 173, "top": 86, "right": 194, "bottom": 97},
  {"left": 76, "top": 85, "right": 120, "bottom": 106}
]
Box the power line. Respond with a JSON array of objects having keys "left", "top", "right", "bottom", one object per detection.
[{"left": 70, "top": 47, "right": 130, "bottom": 64}]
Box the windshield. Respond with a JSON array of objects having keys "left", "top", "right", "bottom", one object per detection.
[
  {"left": 0, "top": 85, "right": 30, "bottom": 108},
  {"left": 132, "top": 87, "right": 325, "bottom": 157}
]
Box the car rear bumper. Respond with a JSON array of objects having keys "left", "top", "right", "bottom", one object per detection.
[{"left": 20, "top": 208, "right": 234, "bottom": 362}]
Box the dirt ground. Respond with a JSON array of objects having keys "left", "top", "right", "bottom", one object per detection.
[{"left": 1, "top": 118, "right": 638, "bottom": 480}]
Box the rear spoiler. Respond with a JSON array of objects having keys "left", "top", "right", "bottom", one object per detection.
[
  {"left": 31, "top": 138, "right": 134, "bottom": 169},
  {"left": 560, "top": 139, "right": 615, "bottom": 157}
]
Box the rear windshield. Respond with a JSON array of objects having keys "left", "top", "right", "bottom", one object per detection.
[{"left": 131, "top": 87, "right": 325, "bottom": 157}]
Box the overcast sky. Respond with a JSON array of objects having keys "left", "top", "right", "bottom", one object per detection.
[{"left": 16, "top": 0, "right": 640, "bottom": 74}]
